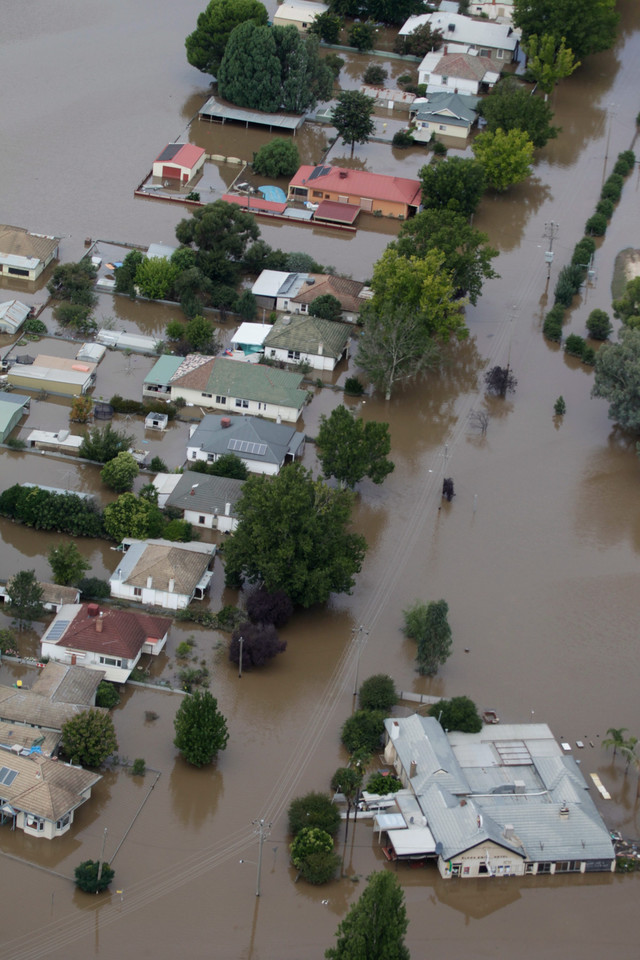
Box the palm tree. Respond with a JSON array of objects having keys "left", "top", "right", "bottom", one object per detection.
[
  {"left": 620, "top": 738, "right": 640, "bottom": 799},
  {"left": 602, "top": 727, "right": 628, "bottom": 760}
]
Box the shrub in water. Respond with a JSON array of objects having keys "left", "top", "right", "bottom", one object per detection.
[
  {"left": 288, "top": 792, "right": 341, "bottom": 838},
  {"left": 600, "top": 173, "right": 623, "bottom": 202},
  {"left": 582, "top": 345, "right": 596, "bottom": 365},
  {"left": 543, "top": 304, "right": 565, "bottom": 342},
  {"left": 554, "top": 264, "right": 584, "bottom": 306},
  {"left": 571, "top": 237, "right": 596, "bottom": 266},
  {"left": 586, "top": 308, "right": 612, "bottom": 340},
  {"left": 554, "top": 396, "right": 566, "bottom": 415},
  {"left": 596, "top": 198, "right": 614, "bottom": 218},
  {"left": 564, "top": 333, "right": 586, "bottom": 358},
  {"left": 585, "top": 213, "right": 608, "bottom": 237},
  {"left": 392, "top": 130, "right": 415, "bottom": 149},
  {"left": 344, "top": 376, "right": 365, "bottom": 396}
]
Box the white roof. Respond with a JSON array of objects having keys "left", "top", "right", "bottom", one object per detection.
[
  {"left": 388, "top": 826, "right": 437, "bottom": 856},
  {"left": 10, "top": 366, "right": 92, "bottom": 386},
  {"left": 147, "top": 243, "right": 178, "bottom": 260},
  {"left": 152, "top": 474, "right": 182, "bottom": 497},
  {"left": 231, "top": 322, "right": 271, "bottom": 347},
  {"left": 401, "top": 12, "right": 519, "bottom": 50},
  {"left": 274, "top": 1, "right": 329, "bottom": 21},
  {"left": 0, "top": 300, "right": 30, "bottom": 332},
  {"left": 76, "top": 342, "right": 106, "bottom": 363},
  {"left": 96, "top": 329, "right": 158, "bottom": 351},
  {"left": 251, "top": 270, "right": 292, "bottom": 298},
  {"left": 26, "top": 430, "right": 83, "bottom": 449},
  {"left": 0, "top": 253, "right": 40, "bottom": 270}
]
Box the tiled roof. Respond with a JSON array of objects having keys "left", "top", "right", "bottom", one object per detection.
[
  {"left": 290, "top": 165, "right": 422, "bottom": 208},
  {"left": 172, "top": 356, "right": 307, "bottom": 410},
  {"left": 0, "top": 685, "right": 107, "bottom": 732},
  {"left": 39, "top": 582, "right": 81, "bottom": 607},
  {"left": 53, "top": 604, "right": 171, "bottom": 659},
  {"left": 264, "top": 315, "right": 351, "bottom": 359},
  {"left": 166, "top": 473, "right": 245, "bottom": 515},
  {"left": 290, "top": 275, "right": 365, "bottom": 313},
  {"left": 0, "top": 224, "right": 59, "bottom": 262},
  {"left": 0, "top": 721, "right": 60, "bottom": 757},
  {"left": 116, "top": 543, "right": 213, "bottom": 596},
  {"left": 1, "top": 752, "right": 101, "bottom": 821},
  {"left": 432, "top": 53, "right": 497, "bottom": 81},
  {"left": 30, "top": 662, "right": 103, "bottom": 705}
]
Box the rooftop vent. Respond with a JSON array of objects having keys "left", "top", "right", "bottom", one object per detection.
[
  {"left": 221, "top": 417, "right": 231, "bottom": 428},
  {"left": 448, "top": 23, "right": 455, "bottom": 31},
  {"left": 559, "top": 805, "right": 570, "bottom": 819},
  {"left": 87, "top": 603, "right": 100, "bottom": 617},
  {"left": 409, "top": 760, "right": 418, "bottom": 779},
  {"left": 339, "top": 170, "right": 348, "bottom": 179}
]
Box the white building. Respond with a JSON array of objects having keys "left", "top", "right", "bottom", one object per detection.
[
  {"left": 273, "top": 1, "right": 329, "bottom": 31},
  {"left": 0, "top": 224, "right": 60, "bottom": 281},
  {"left": 155, "top": 473, "right": 245, "bottom": 532},
  {"left": 186, "top": 414, "right": 305, "bottom": 476},
  {"left": 400, "top": 11, "right": 519, "bottom": 62},
  {"left": 109, "top": 539, "right": 216, "bottom": 611}
]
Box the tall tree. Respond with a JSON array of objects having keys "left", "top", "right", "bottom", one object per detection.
[
  {"left": 523, "top": 34, "right": 580, "bottom": 99},
  {"left": 602, "top": 727, "right": 628, "bottom": 759},
  {"left": 61, "top": 709, "right": 118, "bottom": 767},
  {"left": 185, "top": 0, "right": 268, "bottom": 77},
  {"left": 420, "top": 157, "right": 486, "bottom": 218},
  {"left": 403, "top": 599, "right": 452, "bottom": 676},
  {"left": 224, "top": 462, "right": 367, "bottom": 607},
  {"left": 173, "top": 690, "right": 229, "bottom": 766},
  {"left": 331, "top": 90, "right": 376, "bottom": 157},
  {"left": 393, "top": 210, "right": 499, "bottom": 305},
  {"left": 103, "top": 493, "right": 165, "bottom": 542},
  {"left": 175, "top": 200, "right": 259, "bottom": 286},
  {"left": 6, "top": 570, "right": 44, "bottom": 628},
  {"left": 325, "top": 870, "right": 410, "bottom": 960},
  {"left": 218, "top": 22, "right": 282, "bottom": 111},
  {"left": 48, "top": 542, "right": 91, "bottom": 586},
  {"left": 100, "top": 452, "right": 140, "bottom": 493},
  {"left": 613, "top": 277, "right": 640, "bottom": 329},
  {"left": 308, "top": 12, "right": 343, "bottom": 44},
  {"left": 356, "top": 299, "right": 441, "bottom": 400},
  {"left": 275, "top": 27, "right": 333, "bottom": 114},
  {"left": 252, "top": 138, "right": 300, "bottom": 178},
  {"left": 591, "top": 328, "right": 640, "bottom": 431},
  {"left": 316, "top": 405, "right": 394, "bottom": 489},
  {"left": 472, "top": 128, "right": 534, "bottom": 193},
  {"left": 477, "top": 77, "right": 559, "bottom": 148},
  {"left": 513, "top": 0, "right": 618, "bottom": 60},
  {"left": 369, "top": 248, "right": 467, "bottom": 342}
]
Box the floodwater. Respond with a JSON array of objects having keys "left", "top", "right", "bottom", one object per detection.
[{"left": 1, "top": 1, "right": 640, "bottom": 958}]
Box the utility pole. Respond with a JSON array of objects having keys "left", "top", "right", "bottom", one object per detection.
[
  {"left": 95, "top": 827, "right": 108, "bottom": 894},
  {"left": 352, "top": 624, "right": 368, "bottom": 697},
  {"left": 238, "top": 635, "right": 244, "bottom": 679},
  {"left": 543, "top": 221, "right": 559, "bottom": 280},
  {"left": 252, "top": 818, "right": 271, "bottom": 897}
]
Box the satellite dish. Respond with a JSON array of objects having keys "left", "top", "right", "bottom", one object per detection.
[{"left": 435, "top": 841, "right": 443, "bottom": 856}]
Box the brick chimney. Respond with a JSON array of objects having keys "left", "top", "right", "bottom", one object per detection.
[{"left": 95, "top": 613, "right": 104, "bottom": 633}]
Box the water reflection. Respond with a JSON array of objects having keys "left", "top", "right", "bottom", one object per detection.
[
  {"left": 169, "top": 759, "right": 222, "bottom": 830},
  {"left": 574, "top": 434, "right": 640, "bottom": 551}
]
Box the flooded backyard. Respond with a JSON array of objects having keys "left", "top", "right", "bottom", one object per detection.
[{"left": 1, "top": 0, "right": 640, "bottom": 957}]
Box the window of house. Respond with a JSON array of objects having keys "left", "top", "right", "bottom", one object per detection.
[
  {"left": 496, "top": 49, "right": 504, "bottom": 59},
  {"left": 26, "top": 815, "right": 44, "bottom": 831},
  {"left": 442, "top": 75, "right": 448, "bottom": 84},
  {"left": 537, "top": 862, "right": 552, "bottom": 874},
  {"left": 57, "top": 814, "right": 70, "bottom": 830},
  {"left": 479, "top": 863, "right": 489, "bottom": 874},
  {"left": 480, "top": 48, "right": 491, "bottom": 58},
  {"left": 199, "top": 515, "right": 206, "bottom": 524},
  {"left": 201, "top": 392, "right": 212, "bottom": 398},
  {"left": 439, "top": 124, "right": 447, "bottom": 131},
  {"left": 99, "top": 656, "right": 122, "bottom": 667},
  {"left": 8, "top": 267, "right": 30, "bottom": 277},
  {"left": 207, "top": 454, "right": 214, "bottom": 462},
  {"left": 235, "top": 398, "right": 249, "bottom": 408},
  {"left": 133, "top": 587, "right": 142, "bottom": 597},
  {"left": 270, "top": 350, "right": 276, "bottom": 357},
  {"left": 287, "top": 350, "right": 301, "bottom": 360},
  {"left": 312, "top": 190, "right": 323, "bottom": 198},
  {"left": 525, "top": 862, "right": 535, "bottom": 874},
  {"left": 215, "top": 395, "right": 226, "bottom": 404}
]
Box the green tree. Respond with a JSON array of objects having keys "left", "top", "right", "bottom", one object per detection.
[
  {"left": 185, "top": 0, "right": 268, "bottom": 77},
  {"left": 613, "top": 277, "right": 640, "bottom": 329},
  {"left": 524, "top": 33, "right": 580, "bottom": 98},
  {"left": 95, "top": 681, "right": 121, "bottom": 709},
  {"left": 275, "top": 28, "right": 333, "bottom": 114},
  {"left": 114, "top": 249, "right": 144, "bottom": 296},
  {"left": 370, "top": 248, "right": 466, "bottom": 342},
  {"left": 477, "top": 77, "right": 559, "bottom": 148},
  {"left": 224, "top": 463, "right": 367, "bottom": 607},
  {"left": 586, "top": 308, "right": 613, "bottom": 340},
  {"left": 210, "top": 452, "right": 249, "bottom": 479},
  {"left": 602, "top": 726, "right": 628, "bottom": 760},
  {"left": 341, "top": 710, "right": 385, "bottom": 754},
  {"left": 309, "top": 294, "right": 343, "bottom": 321},
  {"left": 290, "top": 827, "right": 340, "bottom": 884},
  {"left": 48, "top": 542, "right": 90, "bottom": 586},
  {"left": 403, "top": 599, "right": 452, "bottom": 676},
  {"left": 62, "top": 709, "right": 118, "bottom": 766},
  {"left": 316, "top": 405, "right": 394, "bottom": 489},
  {"left": 420, "top": 156, "right": 486, "bottom": 218},
  {"left": 325, "top": 870, "right": 410, "bottom": 960},
  {"left": 135, "top": 257, "right": 179, "bottom": 300},
  {"left": 367, "top": 771, "right": 402, "bottom": 794},
  {"left": 185, "top": 313, "right": 218, "bottom": 352},
  {"left": 175, "top": 200, "right": 259, "bottom": 286},
  {"left": 591, "top": 328, "right": 640, "bottom": 431},
  {"left": 103, "top": 493, "right": 165, "bottom": 542},
  {"left": 368, "top": 0, "right": 425, "bottom": 25},
  {"left": 393, "top": 210, "right": 499, "bottom": 305},
  {"left": 288, "top": 792, "right": 342, "bottom": 837},
  {"left": 331, "top": 90, "right": 376, "bottom": 157},
  {"left": 472, "top": 127, "right": 534, "bottom": 192},
  {"left": 309, "top": 12, "right": 343, "bottom": 43},
  {"left": 74, "top": 859, "right": 115, "bottom": 894},
  {"left": 6, "top": 570, "right": 44, "bottom": 628},
  {"left": 236, "top": 289, "right": 257, "bottom": 321},
  {"left": 394, "top": 21, "right": 443, "bottom": 56},
  {"left": 358, "top": 674, "right": 397, "bottom": 713},
  {"left": 348, "top": 22, "right": 376, "bottom": 52},
  {"left": 100, "top": 452, "right": 140, "bottom": 493},
  {"left": 253, "top": 137, "right": 300, "bottom": 177},
  {"left": 513, "top": 0, "right": 618, "bottom": 61},
  {"left": 173, "top": 690, "right": 229, "bottom": 766},
  {"left": 47, "top": 259, "right": 97, "bottom": 307},
  {"left": 79, "top": 424, "right": 134, "bottom": 464},
  {"left": 356, "top": 299, "right": 441, "bottom": 400},
  {"left": 0, "top": 628, "right": 18, "bottom": 656},
  {"left": 430, "top": 695, "right": 482, "bottom": 733}
]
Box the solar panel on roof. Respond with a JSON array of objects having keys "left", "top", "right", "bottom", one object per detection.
[
  {"left": 308, "top": 165, "right": 331, "bottom": 181},
  {"left": 0, "top": 766, "right": 18, "bottom": 786},
  {"left": 228, "top": 438, "right": 267, "bottom": 456},
  {"left": 46, "top": 620, "right": 70, "bottom": 642},
  {"left": 278, "top": 274, "right": 299, "bottom": 294}
]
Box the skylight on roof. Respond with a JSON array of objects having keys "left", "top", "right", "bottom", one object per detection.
[
  {"left": 46, "top": 620, "right": 70, "bottom": 641},
  {"left": 0, "top": 766, "right": 19, "bottom": 786}
]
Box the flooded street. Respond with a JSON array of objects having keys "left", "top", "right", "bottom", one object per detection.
[{"left": 1, "top": 1, "right": 640, "bottom": 957}]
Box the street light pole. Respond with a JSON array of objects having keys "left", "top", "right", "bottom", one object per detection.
[
  {"left": 238, "top": 635, "right": 244, "bottom": 679},
  {"left": 252, "top": 818, "right": 271, "bottom": 897},
  {"left": 352, "top": 625, "right": 369, "bottom": 697},
  {"left": 543, "top": 221, "right": 559, "bottom": 280}
]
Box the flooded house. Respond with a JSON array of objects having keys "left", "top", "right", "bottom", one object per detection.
[
  {"left": 251, "top": 270, "right": 367, "bottom": 323},
  {"left": 288, "top": 165, "right": 422, "bottom": 220},
  {"left": 399, "top": 11, "right": 520, "bottom": 63},
  {"left": 273, "top": 1, "right": 329, "bottom": 31},
  {"left": 382, "top": 716, "right": 615, "bottom": 878},
  {"left": 0, "top": 224, "right": 60, "bottom": 281},
  {"left": 0, "top": 299, "right": 31, "bottom": 335},
  {"left": 263, "top": 314, "right": 351, "bottom": 371},
  {"left": 155, "top": 472, "right": 245, "bottom": 532},
  {"left": 109, "top": 538, "right": 216, "bottom": 611},
  {"left": 152, "top": 143, "right": 206, "bottom": 185},
  {"left": 7, "top": 354, "right": 96, "bottom": 397},
  {"left": 186, "top": 414, "right": 305, "bottom": 476},
  {"left": 0, "top": 662, "right": 105, "bottom": 736},
  {"left": 0, "top": 393, "right": 30, "bottom": 443}
]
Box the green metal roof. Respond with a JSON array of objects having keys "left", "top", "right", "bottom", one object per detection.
[
  {"left": 264, "top": 315, "right": 351, "bottom": 359},
  {"left": 199, "top": 358, "right": 307, "bottom": 409},
  {"left": 144, "top": 355, "right": 183, "bottom": 387}
]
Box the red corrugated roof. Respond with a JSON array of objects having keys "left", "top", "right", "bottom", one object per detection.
[
  {"left": 222, "top": 193, "right": 288, "bottom": 214},
  {"left": 290, "top": 165, "right": 422, "bottom": 207},
  {"left": 155, "top": 143, "right": 205, "bottom": 170},
  {"left": 314, "top": 200, "right": 360, "bottom": 224},
  {"left": 57, "top": 605, "right": 171, "bottom": 659}
]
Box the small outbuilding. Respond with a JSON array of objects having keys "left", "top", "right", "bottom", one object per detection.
[
  {"left": 0, "top": 299, "right": 31, "bottom": 335},
  {"left": 152, "top": 143, "right": 206, "bottom": 184},
  {"left": 0, "top": 225, "right": 60, "bottom": 281},
  {"left": 272, "top": 1, "right": 329, "bottom": 31},
  {"left": 0, "top": 394, "right": 30, "bottom": 442}
]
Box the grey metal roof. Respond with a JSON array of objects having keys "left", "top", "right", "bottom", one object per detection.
[
  {"left": 199, "top": 97, "right": 305, "bottom": 130},
  {"left": 419, "top": 783, "right": 524, "bottom": 861},
  {"left": 166, "top": 473, "right": 245, "bottom": 517},
  {"left": 188, "top": 415, "right": 305, "bottom": 467},
  {"left": 385, "top": 716, "right": 470, "bottom": 796}
]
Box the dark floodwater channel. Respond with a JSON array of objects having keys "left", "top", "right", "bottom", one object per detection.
[{"left": 1, "top": 2, "right": 640, "bottom": 958}]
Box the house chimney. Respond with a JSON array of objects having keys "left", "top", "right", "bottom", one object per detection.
[
  {"left": 503, "top": 824, "right": 515, "bottom": 840},
  {"left": 225, "top": 502, "right": 231, "bottom": 516},
  {"left": 221, "top": 417, "right": 231, "bottom": 428},
  {"left": 168, "top": 578, "right": 175, "bottom": 593},
  {"left": 146, "top": 576, "right": 153, "bottom": 589},
  {"left": 390, "top": 720, "right": 400, "bottom": 740},
  {"left": 559, "top": 805, "right": 570, "bottom": 819},
  {"left": 409, "top": 759, "right": 418, "bottom": 779},
  {"left": 96, "top": 613, "right": 104, "bottom": 633},
  {"left": 339, "top": 170, "right": 348, "bottom": 179},
  {"left": 191, "top": 486, "right": 196, "bottom": 495},
  {"left": 87, "top": 603, "right": 99, "bottom": 617},
  {"left": 318, "top": 342, "right": 323, "bottom": 356},
  {"left": 444, "top": 44, "right": 448, "bottom": 54}
]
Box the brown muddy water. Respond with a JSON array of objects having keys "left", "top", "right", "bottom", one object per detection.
[{"left": 1, "top": 2, "right": 640, "bottom": 958}]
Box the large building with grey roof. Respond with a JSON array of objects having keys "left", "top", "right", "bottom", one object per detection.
[{"left": 382, "top": 716, "right": 615, "bottom": 878}]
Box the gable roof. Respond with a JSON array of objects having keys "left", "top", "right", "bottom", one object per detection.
[
  {"left": 31, "top": 661, "right": 102, "bottom": 705},
  {"left": 290, "top": 165, "right": 422, "bottom": 208},
  {"left": 144, "top": 354, "right": 184, "bottom": 387},
  {"left": 400, "top": 12, "right": 519, "bottom": 50},
  {"left": 171, "top": 355, "right": 307, "bottom": 410},
  {"left": 154, "top": 143, "right": 205, "bottom": 169},
  {"left": 0, "top": 300, "right": 30, "bottom": 332},
  {"left": 413, "top": 92, "right": 480, "bottom": 126},
  {"left": 0, "top": 663, "right": 107, "bottom": 732},
  {"left": 166, "top": 473, "right": 245, "bottom": 516},
  {"left": 187, "top": 414, "right": 305, "bottom": 465},
  {"left": 0, "top": 224, "right": 59, "bottom": 265},
  {"left": 264, "top": 314, "right": 351, "bottom": 359},
  {"left": 290, "top": 274, "right": 366, "bottom": 313},
  {"left": 0, "top": 752, "right": 101, "bottom": 822},
  {"left": 111, "top": 540, "right": 215, "bottom": 597},
  {"left": 432, "top": 52, "right": 498, "bottom": 81},
  {"left": 45, "top": 603, "right": 171, "bottom": 659}
]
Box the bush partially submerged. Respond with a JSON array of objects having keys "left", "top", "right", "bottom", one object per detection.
[
  {"left": 358, "top": 674, "right": 397, "bottom": 713},
  {"left": 245, "top": 588, "right": 293, "bottom": 627},
  {"left": 229, "top": 621, "right": 286, "bottom": 670},
  {"left": 429, "top": 695, "right": 482, "bottom": 733},
  {"left": 288, "top": 792, "right": 341, "bottom": 838},
  {"left": 341, "top": 710, "right": 385, "bottom": 754}
]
